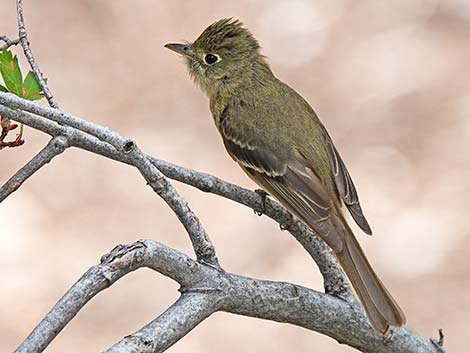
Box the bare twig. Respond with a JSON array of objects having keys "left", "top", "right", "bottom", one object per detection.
[
  {"left": 124, "top": 142, "right": 219, "bottom": 265},
  {"left": 0, "top": 35, "right": 20, "bottom": 50},
  {"left": 0, "top": 1, "right": 66, "bottom": 204},
  {"left": 16, "top": 0, "right": 58, "bottom": 108},
  {"left": 0, "top": 136, "right": 68, "bottom": 201},
  {"left": 104, "top": 294, "right": 218, "bottom": 353}
]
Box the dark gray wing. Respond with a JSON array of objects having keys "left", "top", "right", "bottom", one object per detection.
[{"left": 323, "top": 129, "right": 372, "bottom": 235}]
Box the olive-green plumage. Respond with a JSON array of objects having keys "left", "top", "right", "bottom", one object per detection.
[{"left": 165, "top": 18, "right": 405, "bottom": 334}]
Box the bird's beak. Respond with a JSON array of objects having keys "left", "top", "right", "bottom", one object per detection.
[{"left": 164, "top": 43, "right": 195, "bottom": 59}]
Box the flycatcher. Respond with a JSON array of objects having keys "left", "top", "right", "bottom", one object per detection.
[{"left": 165, "top": 18, "right": 405, "bottom": 334}]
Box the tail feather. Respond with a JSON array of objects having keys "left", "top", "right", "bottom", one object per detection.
[{"left": 336, "top": 224, "right": 406, "bottom": 334}]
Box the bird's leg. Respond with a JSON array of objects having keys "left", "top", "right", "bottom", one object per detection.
[
  {"left": 254, "top": 188, "right": 294, "bottom": 230},
  {"left": 382, "top": 327, "right": 394, "bottom": 344},
  {"left": 254, "top": 189, "right": 268, "bottom": 216},
  {"left": 279, "top": 212, "right": 294, "bottom": 231}
]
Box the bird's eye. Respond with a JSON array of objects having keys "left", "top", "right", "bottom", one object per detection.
[{"left": 204, "top": 54, "right": 219, "bottom": 65}]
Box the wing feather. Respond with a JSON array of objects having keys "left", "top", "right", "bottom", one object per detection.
[{"left": 323, "top": 129, "right": 372, "bottom": 235}]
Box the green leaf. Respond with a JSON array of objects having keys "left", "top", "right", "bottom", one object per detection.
[
  {"left": 0, "top": 84, "right": 7, "bottom": 92},
  {"left": 21, "top": 71, "right": 43, "bottom": 100},
  {"left": 0, "top": 49, "right": 23, "bottom": 95}
]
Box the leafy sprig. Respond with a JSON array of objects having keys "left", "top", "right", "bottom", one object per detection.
[{"left": 0, "top": 48, "right": 44, "bottom": 149}]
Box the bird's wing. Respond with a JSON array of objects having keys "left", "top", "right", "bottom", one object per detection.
[
  {"left": 220, "top": 117, "right": 347, "bottom": 253},
  {"left": 322, "top": 128, "right": 372, "bottom": 235}
]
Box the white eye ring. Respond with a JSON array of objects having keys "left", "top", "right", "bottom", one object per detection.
[{"left": 204, "top": 53, "right": 221, "bottom": 65}]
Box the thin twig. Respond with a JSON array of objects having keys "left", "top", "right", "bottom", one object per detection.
[
  {"left": 125, "top": 143, "right": 219, "bottom": 265},
  {"left": 104, "top": 293, "right": 218, "bottom": 353},
  {"left": 0, "top": 136, "right": 68, "bottom": 201},
  {"left": 16, "top": 0, "right": 58, "bottom": 108},
  {"left": 0, "top": 1, "right": 66, "bottom": 209},
  {"left": 0, "top": 35, "right": 20, "bottom": 50}
]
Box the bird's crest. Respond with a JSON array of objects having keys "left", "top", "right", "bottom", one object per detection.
[{"left": 193, "top": 18, "right": 260, "bottom": 54}]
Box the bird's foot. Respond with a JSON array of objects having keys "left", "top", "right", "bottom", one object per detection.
[
  {"left": 254, "top": 189, "right": 268, "bottom": 216},
  {"left": 382, "top": 327, "right": 394, "bottom": 344}
]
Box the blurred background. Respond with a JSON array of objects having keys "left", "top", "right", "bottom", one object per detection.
[{"left": 1, "top": 0, "right": 469, "bottom": 352}]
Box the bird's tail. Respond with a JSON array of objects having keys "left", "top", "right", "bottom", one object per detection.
[{"left": 335, "top": 222, "right": 406, "bottom": 334}]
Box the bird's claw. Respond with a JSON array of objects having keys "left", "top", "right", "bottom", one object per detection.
[
  {"left": 279, "top": 213, "right": 294, "bottom": 231},
  {"left": 254, "top": 189, "right": 268, "bottom": 216},
  {"left": 382, "top": 327, "right": 394, "bottom": 344}
]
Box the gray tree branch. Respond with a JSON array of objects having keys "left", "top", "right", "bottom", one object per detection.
[
  {"left": 0, "top": 136, "right": 68, "bottom": 197},
  {"left": 0, "top": 92, "right": 445, "bottom": 353},
  {"left": 104, "top": 293, "right": 218, "bottom": 353},
  {"left": 0, "top": 92, "right": 344, "bottom": 294},
  {"left": 0, "top": 92, "right": 218, "bottom": 265},
  {"left": 0, "top": 35, "right": 19, "bottom": 50},
  {"left": 13, "top": 240, "right": 213, "bottom": 353},
  {"left": 12, "top": 240, "right": 444, "bottom": 353},
  {"left": 16, "top": 0, "right": 58, "bottom": 108},
  {"left": 1, "top": 0, "right": 67, "bottom": 201}
]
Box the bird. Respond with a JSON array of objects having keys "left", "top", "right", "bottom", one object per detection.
[{"left": 165, "top": 18, "right": 405, "bottom": 334}]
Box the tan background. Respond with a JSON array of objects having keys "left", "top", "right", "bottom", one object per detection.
[{"left": 1, "top": 1, "right": 469, "bottom": 352}]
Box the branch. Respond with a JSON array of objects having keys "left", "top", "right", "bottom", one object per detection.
[
  {"left": 13, "top": 240, "right": 209, "bottom": 353},
  {"left": 0, "top": 136, "right": 68, "bottom": 201},
  {"left": 148, "top": 156, "right": 349, "bottom": 297},
  {"left": 15, "top": 240, "right": 444, "bottom": 353},
  {"left": 0, "top": 35, "right": 20, "bottom": 50},
  {"left": 0, "top": 93, "right": 218, "bottom": 265},
  {"left": 16, "top": 0, "right": 58, "bottom": 108},
  {"left": 1, "top": 0, "right": 68, "bottom": 204},
  {"left": 0, "top": 92, "right": 343, "bottom": 293},
  {"left": 104, "top": 294, "right": 217, "bottom": 353}
]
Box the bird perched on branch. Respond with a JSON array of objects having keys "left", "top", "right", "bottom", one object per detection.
[{"left": 165, "top": 18, "right": 405, "bottom": 334}]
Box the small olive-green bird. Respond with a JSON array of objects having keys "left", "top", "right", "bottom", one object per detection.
[{"left": 165, "top": 18, "right": 405, "bottom": 334}]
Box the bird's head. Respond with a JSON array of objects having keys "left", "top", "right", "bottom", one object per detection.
[{"left": 165, "top": 18, "right": 270, "bottom": 97}]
